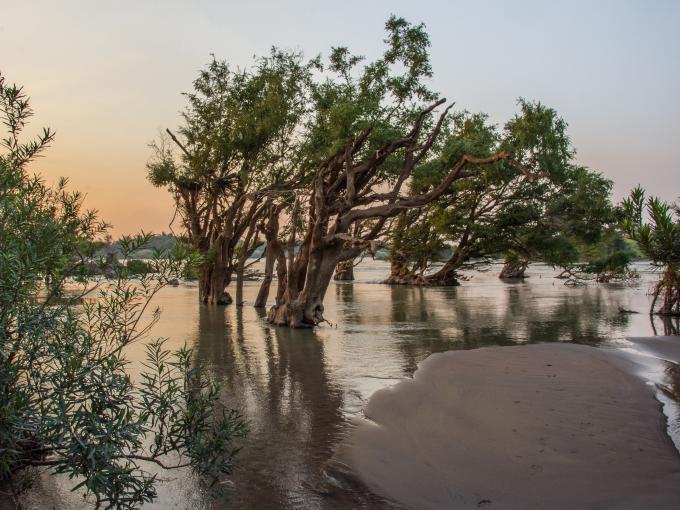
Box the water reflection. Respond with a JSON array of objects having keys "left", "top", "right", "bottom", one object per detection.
[
  {"left": 191, "top": 305, "right": 371, "bottom": 509},
  {"left": 652, "top": 315, "right": 680, "bottom": 336},
  {"left": 174, "top": 262, "right": 663, "bottom": 509},
  {"left": 24, "top": 262, "right": 676, "bottom": 509}
]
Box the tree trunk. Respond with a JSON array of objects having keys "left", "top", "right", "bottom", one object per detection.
[
  {"left": 384, "top": 257, "right": 418, "bottom": 285},
  {"left": 499, "top": 260, "right": 528, "bottom": 279},
  {"left": 333, "top": 259, "right": 355, "bottom": 281},
  {"left": 418, "top": 259, "right": 461, "bottom": 286},
  {"left": 267, "top": 241, "right": 340, "bottom": 328},
  {"left": 255, "top": 204, "right": 284, "bottom": 308},
  {"left": 384, "top": 247, "right": 463, "bottom": 286},
  {"left": 383, "top": 263, "right": 461, "bottom": 286},
  {"left": 198, "top": 264, "right": 233, "bottom": 305},
  {"left": 254, "top": 246, "right": 275, "bottom": 308},
  {"left": 655, "top": 268, "right": 680, "bottom": 316}
]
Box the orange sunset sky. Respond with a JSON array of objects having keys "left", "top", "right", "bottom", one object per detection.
[{"left": 2, "top": 0, "right": 678, "bottom": 236}]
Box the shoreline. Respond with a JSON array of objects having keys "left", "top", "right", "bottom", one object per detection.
[{"left": 332, "top": 342, "right": 680, "bottom": 510}]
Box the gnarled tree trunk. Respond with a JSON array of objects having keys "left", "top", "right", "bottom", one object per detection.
[
  {"left": 385, "top": 229, "right": 473, "bottom": 287},
  {"left": 385, "top": 259, "right": 462, "bottom": 286},
  {"left": 264, "top": 99, "right": 531, "bottom": 327},
  {"left": 199, "top": 264, "right": 233, "bottom": 305},
  {"left": 267, "top": 197, "right": 343, "bottom": 328},
  {"left": 385, "top": 256, "right": 412, "bottom": 284},
  {"left": 254, "top": 205, "right": 284, "bottom": 308},
  {"left": 254, "top": 247, "right": 275, "bottom": 308},
  {"left": 420, "top": 260, "right": 462, "bottom": 286}
]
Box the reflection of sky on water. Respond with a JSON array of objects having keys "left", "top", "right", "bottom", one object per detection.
[{"left": 25, "top": 261, "right": 678, "bottom": 509}]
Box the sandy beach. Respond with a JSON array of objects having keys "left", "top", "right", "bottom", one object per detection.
[{"left": 333, "top": 342, "right": 680, "bottom": 510}]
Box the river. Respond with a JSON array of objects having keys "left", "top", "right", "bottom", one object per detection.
[{"left": 21, "top": 260, "right": 679, "bottom": 509}]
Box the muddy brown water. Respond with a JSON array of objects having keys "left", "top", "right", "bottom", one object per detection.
[{"left": 20, "top": 261, "right": 680, "bottom": 509}]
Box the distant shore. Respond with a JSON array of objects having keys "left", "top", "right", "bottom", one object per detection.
[{"left": 333, "top": 342, "right": 680, "bottom": 510}]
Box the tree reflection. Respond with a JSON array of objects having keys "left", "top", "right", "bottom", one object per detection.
[
  {"left": 377, "top": 283, "right": 634, "bottom": 375},
  {"left": 651, "top": 315, "right": 680, "bottom": 336},
  {"left": 192, "top": 305, "right": 347, "bottom": 509}
]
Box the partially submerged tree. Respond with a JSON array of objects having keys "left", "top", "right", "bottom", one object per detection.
[
  {"left": 386, "top": 101, "right": 621, "bottom": 285},
  {"left": 263, "top": 98, "right": 534, "bottom": 327},
  {"left": 496, "top": 164, "right": 623, "bottom": 282},
  {"left": 250, "top": 17, "right": 540, "bottom": 327},
  {"left": 623, "top": 187, "right": 680, "bottom": 316},
  {"left": 148, "top": 51, "right": 311, "bottom": 304},
  {"left": 1, "top": 73, "right": 246, "bottom": 508}
]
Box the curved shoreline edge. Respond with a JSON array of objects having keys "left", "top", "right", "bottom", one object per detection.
[{"left": 331, "top": 342, "right": 680, "bottom": 510}]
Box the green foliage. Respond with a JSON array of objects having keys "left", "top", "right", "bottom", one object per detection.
[
  {"left": 623, "top": 186, "right": 680, "bottom": 267},
  {"left": 0, "top": 73, "right": 246, "bottom": 508},
  {"left": 125, "top": 258, "right": 156, "bottom": 275},
  {"left": 303, "top": 15, "right": 436, "bottom": 175},
  {"left": 623, "top": 187, "right": 680, "bottom": 314},
  {"left": 147, "top": 49, "right": 314, "bottom": 302},
  {"left": 390, "top": 100, "right": 623, "bottom": 279},
  {"left": 148, "top": 49, "right": 312, "bottom": 192}
]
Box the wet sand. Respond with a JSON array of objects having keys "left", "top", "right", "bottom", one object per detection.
[
  {"left": 627, "top": 335, "right": 680, "bottom": 364},
  {"left": 334, "top": 343, "right": 680, "bottom": 510}
]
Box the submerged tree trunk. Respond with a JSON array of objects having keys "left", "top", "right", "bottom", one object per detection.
[
  {"left": 254, "top": 247, "right": 275, "bottom": 308},
  {"left": 234, "top": 211, "right": 264, "bottom": 306},
  {"left": 384, "top": 256, "right": 412, "bottom": 284},
  {"left": 385, "top": 231, "right": 472, "bottom": 287},
  {"left": 267, "top": 245, "right": 341, "bottom": 328},
  {"left": 254, "top": 205, "right": 284, "bottom": 308},
  {"left": 499, "top": 259, "right": 529, "bottom": 279},
  {"left": 198, "top": 264, "right": 233, "bottom": 305},
  {"left": 422, "top": 260, "right": 462, "bottom": 286},
  {"left": 384, "top": 253, "right": 466, "bottom": 286},
  {"left": 333, "top": 259, "right": 355, "bottom": 281},
  {"left": 653, "top": 268, "right": 680, "bottom": 316},
  {"left": 235, "top": 269, "right": 245, "bottom": 307},
  {"left": 266, "top": 196, "right": 343, "bottom": 328},
  {"left": 264, "top": 99, "right": 532, "bottom": 328}
]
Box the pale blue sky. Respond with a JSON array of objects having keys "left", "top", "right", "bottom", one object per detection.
[{"left": 1, "top": 0, "right": 678, "bottom": 234}]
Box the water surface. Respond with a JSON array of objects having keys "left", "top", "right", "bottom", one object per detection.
[{"left": 24, "top": 261, "right": 679, "bottom": 509}]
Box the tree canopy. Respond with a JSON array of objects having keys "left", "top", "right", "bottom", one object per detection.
[
  {"left": 147, "top": 50, "right": 312, "bottom": 304},
  {"left": 387, "top": 100, "right": 624, "bottom": 285},
  {"left": 147, "top": 15, "right": 643, "bottom": 329}
]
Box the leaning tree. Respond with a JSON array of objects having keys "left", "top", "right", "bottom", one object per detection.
[
  {"left": 386, "top": 101, "right": 620, "bottom": 285},
  {"left": 148, "top": 50, "right": 311, "bottom": 304},
  {"left": 248, "top": 17, "right": 541, "bottom": 327},
  {"left": 264, "top": 97, "right": 533, "bottom": 327}
]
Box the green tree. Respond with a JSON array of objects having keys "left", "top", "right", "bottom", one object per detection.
[
  {"left": 623, "top": 187, "right": 680, "bottom": 315},
  {"left": 387, "top": 101, "right": 621, "bottom": 285},
  {"left": 147, "top": 50, "right": 311, "bottom": 305},
  {"left": 263, "top": 17, "right": 534, "bottom": 327},
  {"left": 0, "top": 73, "right": 246, "bottom": 508}
]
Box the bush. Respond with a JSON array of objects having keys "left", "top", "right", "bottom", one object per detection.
[
  {"left": 0, "top": 73, "right": 246, "bottom": 508},
  {"left": 125, "top": 258, "right": 156, "bottom": 275},
  {"left": 624, "top": 187, "right": 680, "bottom": 315}
]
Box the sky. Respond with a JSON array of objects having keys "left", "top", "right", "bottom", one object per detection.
[{"left": 1, "top": 0, "right": 678, "bottom": 236}]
